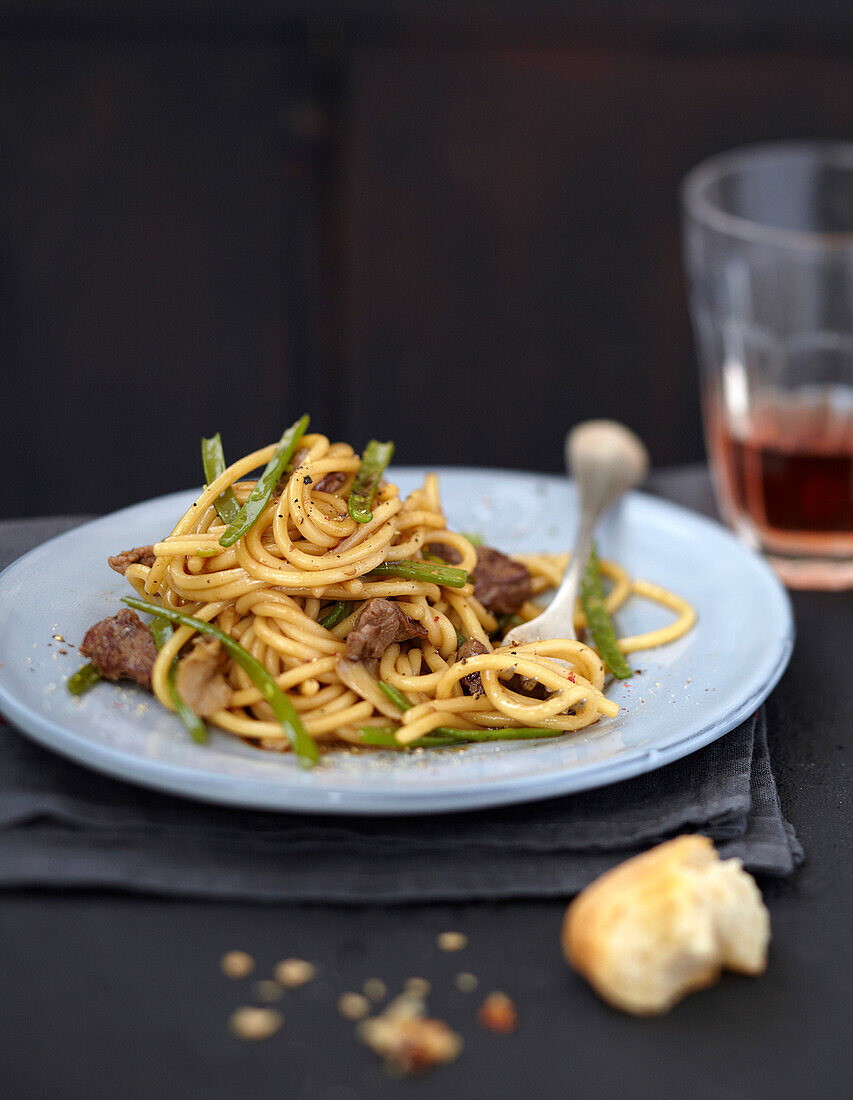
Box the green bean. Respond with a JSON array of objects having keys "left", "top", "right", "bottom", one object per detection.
[
  {"left": 67, "top": 662, "right": 102, "bottom": 696},
  {"left": 201, "top": 433, "right": 241, "bottom": 526},
  {"left": 123, "top": 596, "right": 319, "bottom": 766},
  {"left": 368, "top": 560, "right": 468, "bottom": 588},
  {"left": 219, "top": 414, "right": 310, "bottom": 548},
  {"left": 149, "top": 617, "right": 208, "bottom": 744},
  {"left": 357, "top": 727, "right": 458, "bottom": 748},
  {"left": 580, "top": 546, "right": 632, "bottom": 679},
  {"left": 461, "top": 531, "right": 484, "bottom": 546},
  {"left": 378, "top": 682, "right": 413, "bottom": 711},
  {"left": 318, "top": 600, "right": 352, "bottom": 630},
  {"left": 357, "top": 724, "right": 563, "bottom": 748},
  {"left": 494, "top": 613, "right": 523, "bottom": 636},
  {"left": 166, "top": 662, "right": 208, "bottom": 744},
  {"left": 432, "top": 726, "right": 563, "bottom": 742},
  {"left": 149, "top": 617, "right": 174, "bottom": 650},
  {"left": 348, "top": 439, "right": 394, "bottom": 523}
]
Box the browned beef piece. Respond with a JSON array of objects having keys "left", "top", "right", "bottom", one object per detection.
[
  {"left": 79, "top": 609, "right": 158, "bottom": 688},
  {"left": 427, "top": 542, "right": 462, "bottom": 565},
  {"left": 176, "top": 636, "right": 231, "bottom": 717},
  {"left": 345, "top": 598, "right": 427, "bottom": 663},
  {"left": 108, "top": 545, "right": 156, "bottom": 575},
  {"left": 314, "top": 471, "right": 346, "bottom": 494},
  {"left": 470, "top": 547, "right": 532, "bottom": 614},
  {"left": 455, "top": 638, "right": 489, "bottom": 697}
]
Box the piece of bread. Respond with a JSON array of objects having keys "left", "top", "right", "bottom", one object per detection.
[{"left": 562, "top": 835, "right": 770, "bottom": 1016}]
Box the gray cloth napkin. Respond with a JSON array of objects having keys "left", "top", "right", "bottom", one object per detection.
[{"left": 0, "top": 515, "right": 803, "bottom": 902}]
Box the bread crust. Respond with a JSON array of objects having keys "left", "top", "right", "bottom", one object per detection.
[{"left": 562, "top": 836, "right": 770, "bottom": 1015}]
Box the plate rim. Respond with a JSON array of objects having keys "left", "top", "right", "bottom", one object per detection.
[{"left": 0, "top": 467, "right": 795, "bottom": 815}]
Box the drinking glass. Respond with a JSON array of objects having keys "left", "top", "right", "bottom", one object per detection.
[{"left": 682, "top": 143, "right": 853, "bottom": 589}]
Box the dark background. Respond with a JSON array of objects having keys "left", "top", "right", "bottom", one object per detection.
[
  {"left": 2, "top": 1, "right": 853, "bottom": 518},
  {"left": 2, "top": 10, "right": 853, "bottom": 1095}
]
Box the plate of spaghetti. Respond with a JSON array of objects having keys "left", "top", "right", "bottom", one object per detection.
[{"left": 0, "top": 420, "right": 793, "bottom": 813}]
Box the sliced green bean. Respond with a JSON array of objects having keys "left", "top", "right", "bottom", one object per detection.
[
  {"left": 319, "top": 600, "right": 352, "bottom": 631},
  {"left": 368, "top": 560, "right": 468, "bottom": 588},
  {"left": 357, "top": 727, "right": 458, "bottom": 748},
  {"left": 378, "top": 681, "right": 413, "bottom": 712},
  {"left": 123, "top": 596, "right": 319, "bottom": 767},
  {"left": 494, "top": 613, "right": 523, "bottom": 636},
  {"left": 149, "top": 617, "right": 208, "bottom": 744},
  {"left": 580, "top": 546, "right": 632, "bottom": 679},
  {"left": 348, "top": 439, "right": 394, "bottom": 523},
  {"left": 432, "top": 726, "right": 563, "bottom": 742},
  {"left": 67, "top": 662, "right": 102, "bottom": 696},
  {"left": 357, "top": 724, "right": 563, "bottom": 748},
  {"left": 201, "top": 433, "right": 241, "bottom": 526},
  {"left": 149, "top": 617, "right": 174, "bottom": 650},
  {"left": 219, "top": 414, "right": 310, "bottom": 548},
  {"left": 166, "top": 661, "right": 208, "bottom": 744}
]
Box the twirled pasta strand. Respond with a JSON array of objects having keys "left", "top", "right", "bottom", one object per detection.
[{"left": 119, "top": 432, "right": 695, "bottom": 750}]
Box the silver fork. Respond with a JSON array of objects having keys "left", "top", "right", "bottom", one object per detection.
[{"left": 502, "top": 420, "right": 649, "bottom": 647}]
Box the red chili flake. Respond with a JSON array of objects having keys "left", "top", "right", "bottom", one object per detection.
[
  {"left": 568, "top": 672, "right": 576, "bottom": 682},
  {"left": 433, "top": 616, "right": 439, "bottom": 622}
]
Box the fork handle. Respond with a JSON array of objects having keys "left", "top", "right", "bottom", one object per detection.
[
  {"left": 502, "top": 421, "right": 648, "bottom": 647},
  {"left": 502, "top": 492, "right": 598, "bottom": 646}
]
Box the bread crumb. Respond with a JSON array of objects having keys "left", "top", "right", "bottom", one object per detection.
[
  {"left": 358, "top": 1016, "right": 462, "bottom": 1075},
  {"left": 339, "top": 992, "right": 371, "bottom": 1020},
  {"left": 255, "top": 980, "right": 283, "bottom": 1002},
  {"left": 478, "top": 992, "right": 518, "bottom": 1034},
  {"left": 274, "top": 958, "right": 316, "bottom": 988},
  {"left": 437, "top": 931, "right": 468, "bottom": 952},
  {"left": 356, "top": 985, "right": 462, "bottom": 1075},
  {"left": 363, "top": 978, "right": 387, "bottom": 1002},
  {"left": 454, "top": 972, "right": 478, "bottom": 993},
  {"left": 220, "top": 951, "right": 255, "bottom": 979},
  {"left": 228, "top": 1006, "right": 282, "bottom": 1041}
]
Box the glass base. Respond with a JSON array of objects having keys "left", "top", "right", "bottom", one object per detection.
[
  {"left": 764, "top": 554, "right": 853, "bottom": 591},
  {"left": 722, "top": 510, "right": 853, "bottom": 590}
]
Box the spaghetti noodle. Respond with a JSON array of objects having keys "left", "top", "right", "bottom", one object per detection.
[{"left": 101, "top": 428, "right": 695, "bottom": 754}]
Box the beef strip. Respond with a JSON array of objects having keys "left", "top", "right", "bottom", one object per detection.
[
  {"left": 79, "top": 609, "right": 158, "bottom": 688},
  {"left": 175, "top": 636, "right": 231, "bottom": 717},
  {"left": 314, "top": 471, "right": 347, "bottom": 494},
  {"left": 470, "top": 547, "right": 532, "bottom": 614},
  {"left": 345, "top": 598, "right": 427, "bottom": 663},
  {"left": 108, "top": 545, "right": 156, "bottom": 575},
  {"left": 455, "top": 638, "right": 489, "bottom": 697}
]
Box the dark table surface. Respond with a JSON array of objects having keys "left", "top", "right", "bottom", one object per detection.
[{"left": 1, "top": 468, "right": 851, "bottom": 1100}]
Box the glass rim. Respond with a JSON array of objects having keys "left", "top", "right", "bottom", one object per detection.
[{"left": 681, "top": 141, "right": 853, "bottom": 250}]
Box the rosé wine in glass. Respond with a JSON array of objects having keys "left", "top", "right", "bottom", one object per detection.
[{"left": 683, "top": 144, "right": 853, "bottom": 589}]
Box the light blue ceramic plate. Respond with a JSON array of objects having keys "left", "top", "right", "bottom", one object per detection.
[{"left": 0, "top": 468, "right": 793, "bottom": 814}]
